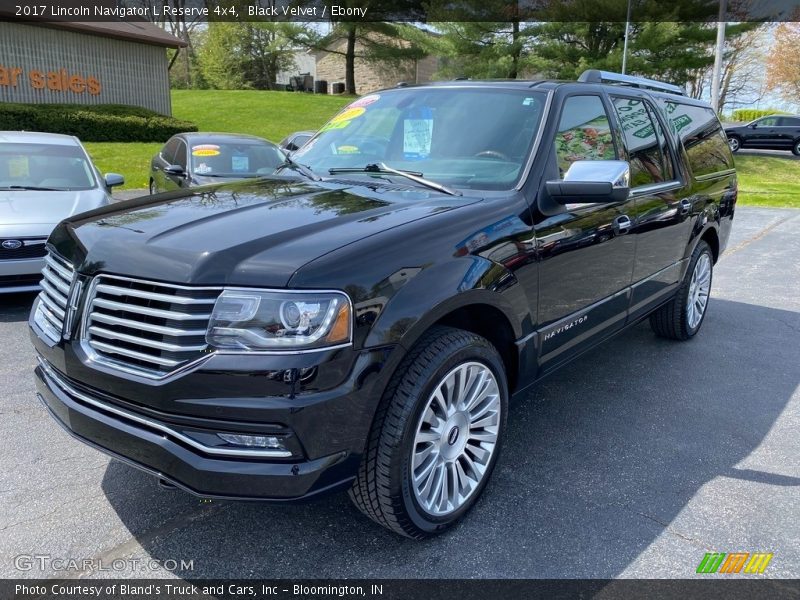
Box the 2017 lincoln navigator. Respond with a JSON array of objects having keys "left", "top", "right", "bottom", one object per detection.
[{"left": 30, "top": 70, "right": 736, "bottom": 538}]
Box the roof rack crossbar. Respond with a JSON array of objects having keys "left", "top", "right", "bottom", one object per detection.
[{"left": 578, "top": 69, "right": 685, "bottom": 96}]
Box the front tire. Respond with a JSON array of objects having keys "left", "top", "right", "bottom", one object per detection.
[
  {"left": 728, "top": 136, "right": 741, "bottom": 153},
  {"left": 792, "top": 139, "right": 800, "bottom": 156},
  {"left": 349, "top": 326, "right": 508, "bottom": 538},
  {"left": 149, "top": 179, "right": 156, "bottom": 195},
  {"left": 650, "top": 241, "right": 714, "bottom": 340}
]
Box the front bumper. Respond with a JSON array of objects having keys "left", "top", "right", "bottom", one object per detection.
[
  {"left": 0, "top": 258, "right": 44, "bottom": 293},
  {"left": 34, "top": 347, "right": 390, "bottom": 500}
]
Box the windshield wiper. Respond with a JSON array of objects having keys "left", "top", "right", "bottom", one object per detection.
[
  {"left": 274, "top": 155, "right": 320, "bottom": 181},
  {"left": 328, "top": 163, "right": 461, "bottom": 196},
  {"left": 0, "top": 185, "right": 61, "bottom": 191}
]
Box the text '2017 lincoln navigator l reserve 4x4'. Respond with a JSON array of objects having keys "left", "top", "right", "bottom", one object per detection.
[{"left": 31, "top": 70, "right": 736, "bottom": 538}]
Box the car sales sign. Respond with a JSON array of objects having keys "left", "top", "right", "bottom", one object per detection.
[{"left": 0, "top": 64, "right": 101, "bottom": 96}]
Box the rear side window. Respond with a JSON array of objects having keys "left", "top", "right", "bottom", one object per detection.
[
  {"left": 662, "top": 101, "right": 733, "bottom": 177},
  {"left": 779, "top": 117, "right": 800, "bottom": 127},
  {"left": 612, "top": 97, "right": 674, "bottom": 187},
  {"left": 554, "top": 95, "right": 616, "bottom": 176}
]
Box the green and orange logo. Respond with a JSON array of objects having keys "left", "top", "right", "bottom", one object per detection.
[{"left": 696, "top": 552, "right": 773, "bottom": 574}]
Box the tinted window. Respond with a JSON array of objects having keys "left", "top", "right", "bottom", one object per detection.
[
  {"left": 612, "top": 97, "right": 672, "bottom": 187},
  {"left": 779, "top": 117, "right": 800, "bottom": 127},
  {"left": 174, "top": 141, "right": 188, "bottom": 169},
  {"left": 293, "top": 134, "right": 312, "bottom": 148},
  {"left": 757, "top": 116, "right": 780, "bottom": 127},
  {"left": 0, "top": 143, "right": 96, "bottom": 191},
  {"left": 662, "top": 101, "right": 733, "bottom": 177},
  {"left": 161, "top": 138, "right": 180, "bottom": 164},
  {"left": 554, "top": 95, "right": 616, "bottom": 176}
]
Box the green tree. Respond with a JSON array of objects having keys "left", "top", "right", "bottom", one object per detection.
[
  {"left": 197, "top": 21, "right": 303, "bottom": 90},
  {"left": 292, "top": 20, "right": 426, "bottom": 95},
  {"left": 412, "top": 22, "right": 532, "bottom": 79}
]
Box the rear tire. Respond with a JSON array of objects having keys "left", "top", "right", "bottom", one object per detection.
[
  {"left": 349, "top": 326, "right": 508, "bottom": 538},
  {"left": 650, "top": 241, "right": 714, "bottom": 341},
  {"left": 792, "top": 139, "right": 800, "bottom": 156}
]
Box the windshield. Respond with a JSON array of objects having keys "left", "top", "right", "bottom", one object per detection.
[
  {"left": 0, "top": 143, "right": 96, "bottom": 191},
  {"left": 294, "top": 87, "right": 547, "bottom": 191},
  {"left": 190, "top": 141, "right": 285, "bottom": 177}
]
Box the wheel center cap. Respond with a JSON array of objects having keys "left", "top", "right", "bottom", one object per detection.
[
  {"left": 447, "top": 426, "right": 460, "bottom": 446},
  {"left": 440, "top": 412, "right": 469, "bottom": 460}
]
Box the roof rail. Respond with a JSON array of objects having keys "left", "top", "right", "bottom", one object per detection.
[{"left": 578, "top": 69, "right": 685, "bottom": 96}]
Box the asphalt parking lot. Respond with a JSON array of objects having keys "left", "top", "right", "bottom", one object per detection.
[{"left": 0, "top": 206, "right": 798, "bottom": 580}]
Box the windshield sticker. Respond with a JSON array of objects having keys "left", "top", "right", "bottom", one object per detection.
[
  {"left": 348, "top": 94, "right": 380, "bottom": 109},
  {"left": 195, "top": 162, "right": 212, "bottom": 174},
  {"left": 231, "top": 155, "right": 249, "bottom": 172},
  {"left": 320, "top": 119, "right": 351, "bottom": 133},
  {"left": 331, "top": 107, "right": 366, "bottom": 124},
  {"left": 192, "top": 144, "right": 220, "bottom": 157},
  {"left": 337, "top": 145, "right": 360, "bottom": 154},
  {"left": 403, "top": 107, "right": 434, "bottom": 160},
  {"left": 8, "top": 156, "right": 29, "bottom": 178}
]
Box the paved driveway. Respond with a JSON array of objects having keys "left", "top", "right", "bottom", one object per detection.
[{"left": 0, "top": 207, "right": 798, "bottom": 579}]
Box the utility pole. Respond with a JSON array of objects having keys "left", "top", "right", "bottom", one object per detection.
[
  {"left": 621, "top": 0, "right": 632, "bottom": 74},
  {"left": 710, "top": 0, "right": 727, "bottom": 113}
]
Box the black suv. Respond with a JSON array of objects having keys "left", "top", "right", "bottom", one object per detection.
[
  {"left": 30, "top": 70, "right": 736, "bottom": 538},
  {"left": 724, "top": 114, "right": 800, "bottom": 155}
]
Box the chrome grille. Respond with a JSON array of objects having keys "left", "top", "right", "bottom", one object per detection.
[
  {"left": 83, "top": 275, "right": 220, "bottom": 376},
  {"left": 34, "top": 253, "right": 76, "bottom": 342}
]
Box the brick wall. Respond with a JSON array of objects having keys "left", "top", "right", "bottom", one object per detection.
[{"left": 314, "top": 38, "right": 440, "bottom": 95}]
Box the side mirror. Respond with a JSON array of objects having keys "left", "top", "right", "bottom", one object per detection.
[
  {"left": 750, "top": 123, "right": 758, "bottom": 129},
  {"left": 104, "top": 173, "right": 125, "bottom": 188},
  {"left": 546, "top": 160, "right": 630, "bottom": 204},
  {"left": 165, "top": 164, "right": 186, "bottom": 177}
]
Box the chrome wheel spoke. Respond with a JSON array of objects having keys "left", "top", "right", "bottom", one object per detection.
[
  {"left": 686, "top": 253, "right": 712, "bottom": 329},
  {"left": 411, "top": 361, "right": 502, "bottom": 516}
]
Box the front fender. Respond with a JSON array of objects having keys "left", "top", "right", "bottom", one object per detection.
[{"left": 363, "top": 256, "right": 533, "bottom": 351}]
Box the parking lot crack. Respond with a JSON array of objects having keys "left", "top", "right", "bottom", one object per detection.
[{"left": 633, "top": 510, "right": 712, "bottom": 550}]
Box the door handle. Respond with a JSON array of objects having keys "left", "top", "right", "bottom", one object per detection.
[
  {"left": 680, "top": 199, "right": 692, "bottom": 214},
  {"left": 613, "top": 215, "right": 632, "bottom": 235}
]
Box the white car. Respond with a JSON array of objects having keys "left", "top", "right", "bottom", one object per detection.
[{"left": 0, "top": 131, "right": 123, "bottom": 293}]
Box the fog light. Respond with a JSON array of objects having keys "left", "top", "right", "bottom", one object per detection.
[{"left": 217, "top": 433, "right": 285, "bottom": 449}]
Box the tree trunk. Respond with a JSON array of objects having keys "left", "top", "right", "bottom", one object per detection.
[
  {"left": 345, "top": 26, "right": 357, "bottom": 95},
  {"left": 509, "top": 20, "right": 520, "bottom": 79}
]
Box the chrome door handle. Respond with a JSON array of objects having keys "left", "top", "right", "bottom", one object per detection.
[
  {"left": 613, "top": 215, "right": 632, "bottom": 235},
  {"left": 680, "top": 199, "right": 692, "bottom": 214}
]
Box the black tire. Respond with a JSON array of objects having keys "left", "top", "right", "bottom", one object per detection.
[
  {"left": 349, "top": 326, "right": 508, "bottom": 539},
  {"left": 728, "top": 135, "right": 741, "bottom": 153},
  {"left": 149, "top": 179, "right": 156, "bottom": 195},
  {"left": 792, "top": 139, "right": 800, "bottom": 156},
  {"left": 650, "top": 241, "right": 714, "bottom": 341}
]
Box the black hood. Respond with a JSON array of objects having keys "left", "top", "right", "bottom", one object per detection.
[{"left": 50, "top": 178, "right": 481, "bottom": 288}]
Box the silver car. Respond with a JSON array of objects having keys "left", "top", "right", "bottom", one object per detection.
[{"left": 0, "top": 132, "right": 123, "bottom": 293}]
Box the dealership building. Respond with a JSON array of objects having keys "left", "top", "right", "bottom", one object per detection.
[{"left": 0, "top": 20, "right": 184, "bottom": 115}]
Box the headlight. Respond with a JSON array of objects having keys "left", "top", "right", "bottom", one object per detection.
[{"left": 206, "top": 289, "right": 352, "bottom": 351}]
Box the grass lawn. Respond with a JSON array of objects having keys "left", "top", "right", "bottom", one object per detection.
[
  {"left": 734, "top": 154, "right": 800, "bottom": 209},
  {"left": 85, "top": 90, "right": 352, "bottom": 190}
]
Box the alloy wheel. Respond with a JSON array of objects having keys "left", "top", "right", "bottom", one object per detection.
[
  {"left": 411, "top": 361, "right": 501, "bottom": 516},
  {"left": 687, "top": 253, "right": 711, "bottom": 329}
]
